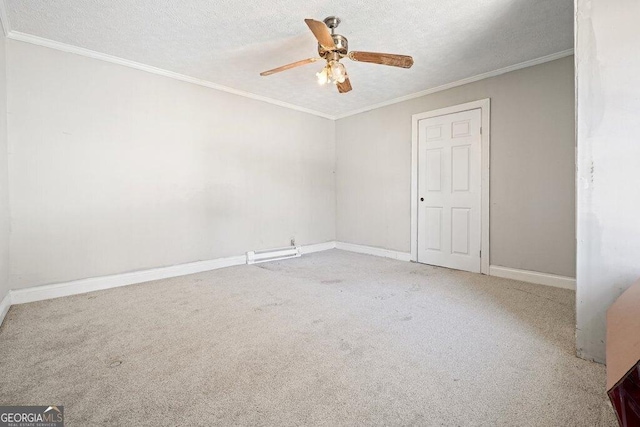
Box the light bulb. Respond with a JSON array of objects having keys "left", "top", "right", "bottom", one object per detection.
[
  {"left": 316, "top": 66, "right": 329, "bottom": 85},
  {"left": 330, "top": 61, "right": 346, "bottom": 83}
]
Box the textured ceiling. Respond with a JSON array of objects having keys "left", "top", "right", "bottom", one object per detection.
[{"left": 5, "top": 0, "right": 573, "bottom": 117}]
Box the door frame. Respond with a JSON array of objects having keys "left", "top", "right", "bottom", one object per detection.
[{"left": 410, "top": 99, "right": 491, "bottom": 274}]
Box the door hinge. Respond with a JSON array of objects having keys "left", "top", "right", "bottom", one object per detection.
[
  {"left": 480, "top": 127, "right": 483, "bottom": 135},
  {"left": 480, "top": 250, "right": 482, "bottom": 257}
]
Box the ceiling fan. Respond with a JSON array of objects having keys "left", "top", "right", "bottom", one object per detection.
[{"left": 260, "top": 17, "right": 414, "bottom": 93}]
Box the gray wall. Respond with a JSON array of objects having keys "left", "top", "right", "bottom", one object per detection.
[
  {"left": 0, "top": 32, "right": 9, "bottom": 302},
  {"left": 576, "top": 0, "right": 640, "bottom": 363},
  {"left": 7, "top": 40, "right": 336, "bottom": 290},
  {"left": 2, "top": 40, "right": 577, "bottom": 295},
  {"left": 336, "top": 56, "right": 576, "bottom": 277}
]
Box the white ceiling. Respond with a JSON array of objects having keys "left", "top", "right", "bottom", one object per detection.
[{"left": 3, "top": 0, "right": 573, "bottom": 118}]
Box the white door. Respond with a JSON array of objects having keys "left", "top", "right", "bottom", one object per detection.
[{"left": 417, "top": 108, "right": 482, "bottom": 273}]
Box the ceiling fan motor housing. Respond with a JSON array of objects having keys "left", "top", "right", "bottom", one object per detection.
[{"left": 318, "top": 34, "right": 348, "bottom": 58}]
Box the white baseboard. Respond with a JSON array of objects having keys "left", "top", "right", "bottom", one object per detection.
[
  {"left": 0, "top": 292, "right": 11, "bottom": 327},
  {"left": 0, "top": 242, "right": 576, "bottom": 329},
  {"left": 6, "top": 241, "right": 338, "bottom": 308},
  {"left": 299, "top": 241, "right": 337, "bottom": 254},
  {"left": 335, "top": 242, "right": 411, "bottom": 262},
  {"left": 489, "top": 265, "right": 576, "bottom": 290},
  {"left": 11, "top": 255, "right": 247, "bottom": 305}
]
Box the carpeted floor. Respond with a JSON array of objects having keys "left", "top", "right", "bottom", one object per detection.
[{"left": 0, "top": 250, "right": 616, "bottom": 426}]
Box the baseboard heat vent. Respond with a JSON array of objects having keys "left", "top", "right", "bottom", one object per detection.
[{"left": 246, "top": 246, "right": 301, "bottom": 264}]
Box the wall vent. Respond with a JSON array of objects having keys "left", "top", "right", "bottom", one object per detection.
[{"left": 246, "top": 246, "right": 301, "bottom": 264}]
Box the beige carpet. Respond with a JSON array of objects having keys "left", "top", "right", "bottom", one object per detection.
[{"left": 0, "top": 250, "right": 616, "bottom": 426}]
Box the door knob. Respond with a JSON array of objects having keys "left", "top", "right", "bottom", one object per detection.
[{"left": 420, "top": 197, "right": 424, "bottom": 202}]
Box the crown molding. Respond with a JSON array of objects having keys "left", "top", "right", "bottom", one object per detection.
[
  {"left": 333, "top": 48, "right": 575, "bottom": 119},
  {"left": 0, "top": 0, "right": 10, "bottom": 37},
  {"left": 7, "top": 31, "right": 337, "bottom": 120},
  {"left": 6, "top": 27, "right": 572, "bottom": 121}
]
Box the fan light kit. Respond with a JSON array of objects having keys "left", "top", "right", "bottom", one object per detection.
[
  {"left": 260, "top": 16, "right": 414, "bottom": 93},
  {"left": 316, "top": 60, "right": 347, "bottom": 85}
]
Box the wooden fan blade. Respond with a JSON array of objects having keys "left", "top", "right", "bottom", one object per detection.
[
  {"left": 304, "top": 19, "right": 335, "bottom": 49},
  {"left": 337, "top": 77, "right": 352, "bottom": 94},
  {"left": 348, "top": 51, "right": 414, "bottom": 68},
  {"left": 260, "top": 58, "right": 320, "bottom": 76}
]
